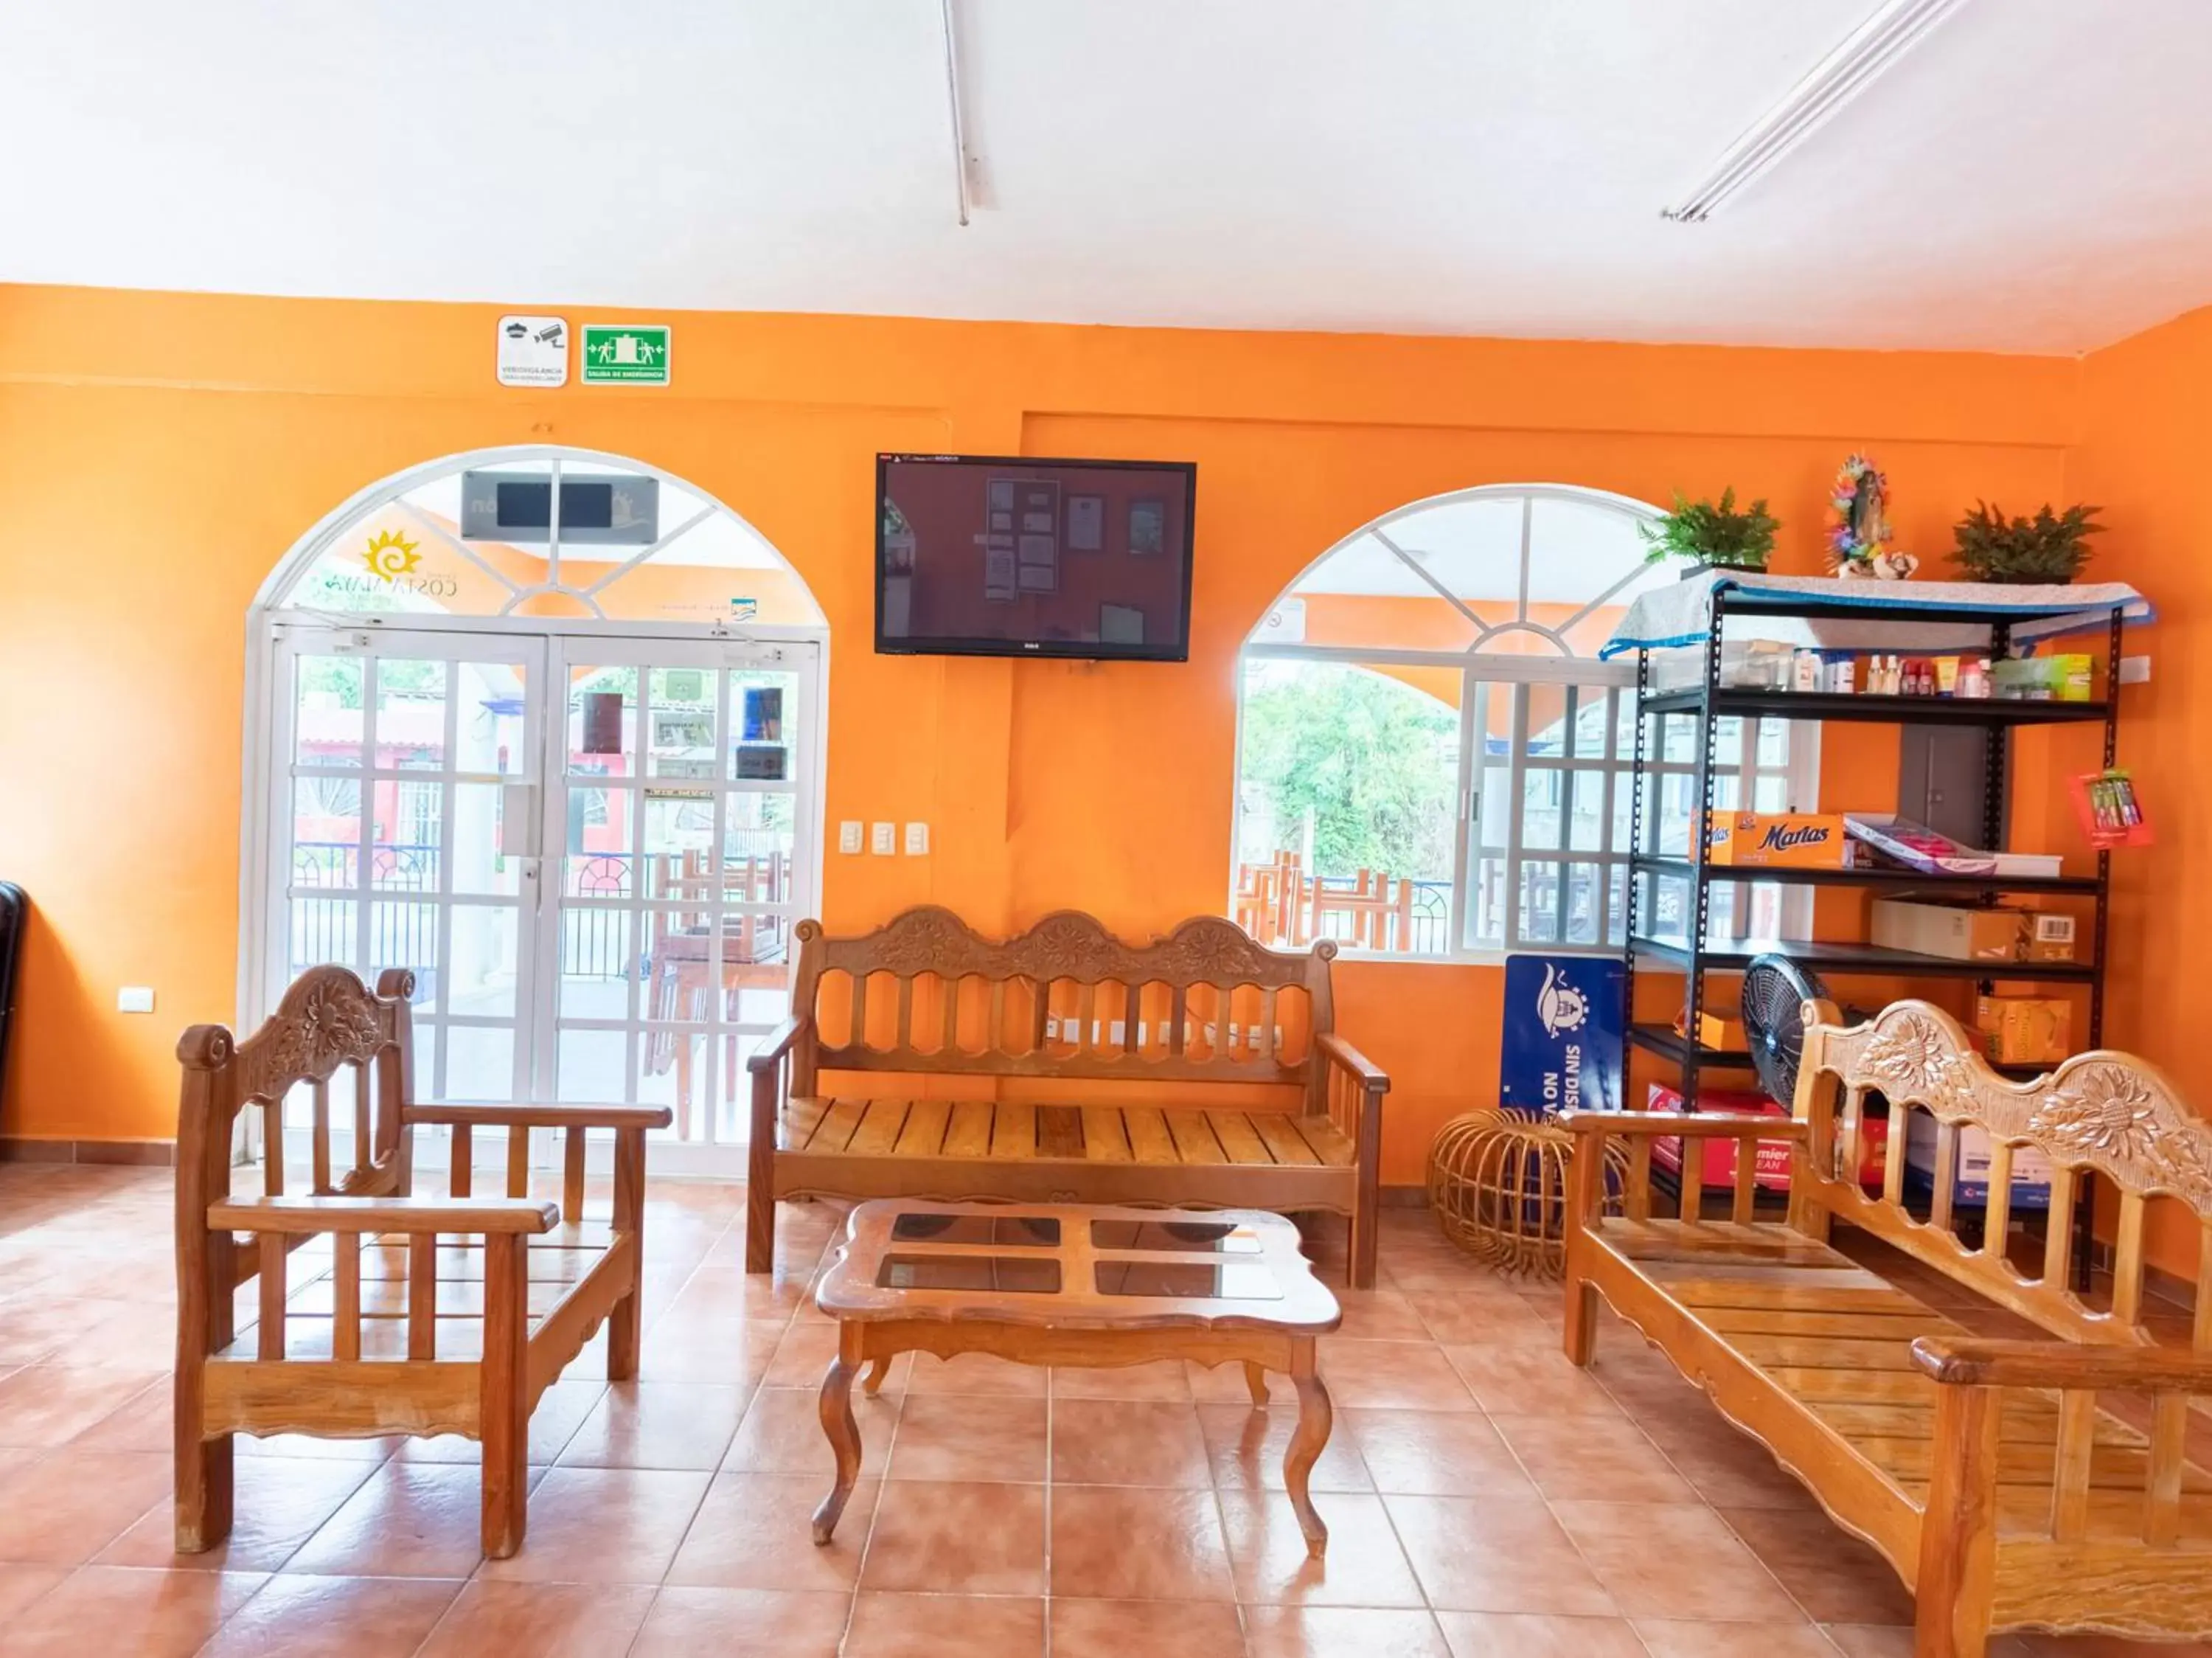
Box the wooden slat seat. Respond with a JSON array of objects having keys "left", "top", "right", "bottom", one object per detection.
[
  {"left": 747, "top": 908, "right": 1391, "bottom": 1285},
  {"left": 778, "top": 1096, "right": 1358, "bottom": 1168},
  {"left": 1562, "top": 1001, "right": 2212, "bottom": 1653}
]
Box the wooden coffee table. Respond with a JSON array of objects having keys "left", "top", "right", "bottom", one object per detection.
[{"left": 810, "top": 1199, "right": 1343, "bottom": 1554}]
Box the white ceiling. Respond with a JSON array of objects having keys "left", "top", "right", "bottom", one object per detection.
[{"left": 7, "top": 1, "right": 2211, "bottom": 353}]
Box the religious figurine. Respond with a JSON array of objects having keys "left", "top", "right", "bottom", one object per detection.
[{"left": 1829, "top": 454, "right": 1918, "bottom": 580}]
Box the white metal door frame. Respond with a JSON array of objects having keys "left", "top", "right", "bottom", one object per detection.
[
  {"left": 242, "top": 609, "right": 829, "bottom": 1176},
  {"left": 532, "top": 634, "right": 823, "bottom": 1170},
  {"left": 265, "top": 623, "right": 549, "bottom": 1097}
]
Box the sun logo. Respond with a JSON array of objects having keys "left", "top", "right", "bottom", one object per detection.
[{"left": 362, "top": 530, "right": 422, "bottom": 582}]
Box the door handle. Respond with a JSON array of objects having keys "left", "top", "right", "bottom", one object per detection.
[{"left": 500, "top": 783, "right": 543, "bottom": 857}]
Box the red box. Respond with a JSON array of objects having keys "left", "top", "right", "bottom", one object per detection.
[
  {"left": 1641, "top": 1083, "right": 1888, "bottom": 1193},
  {"left": 1645, "top": 1084, "right": 1795, "bottom": 1193}
]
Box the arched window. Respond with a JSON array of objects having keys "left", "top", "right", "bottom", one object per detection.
[
  {"left": 270, "top": 448, "right": 824, "bottom": 628},
  {"left": 1232, "top": 485, "right": 1812, "bottom": 957}
]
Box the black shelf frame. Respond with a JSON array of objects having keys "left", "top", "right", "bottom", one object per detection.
[
  {"left": 1630, "top": 856, "right": 2102, "bottom": 895},
  {"left": 1619, "top": 583, "right": 2124, "bottom": 1285},
  {"left": 1636, "top": 687, "right": 2112, "bottom": 725},
  {"left": 1628, "top": 934, "right": 2101, "bottom": 982}
]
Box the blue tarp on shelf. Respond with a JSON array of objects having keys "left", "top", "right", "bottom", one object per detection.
[{"left": 1599, "top": 572, "right": 2153, "bottom": 659}]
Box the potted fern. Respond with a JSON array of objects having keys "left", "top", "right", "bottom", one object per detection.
[
  {"left": 1638, "top": 488, "right": 1779, "bottom": 577},
  {"left": 1952, "top": 500, "right": 2102, "bottom": 584}
]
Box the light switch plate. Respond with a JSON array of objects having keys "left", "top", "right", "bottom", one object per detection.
[
  {"left": 838, "top": 820, "right": 863, "bottom": 854},
  {"left": 2121, "top": 654, "right": 2152, "bottom": 684},
  {"left": 904, "top": 822, "right": 929, "bottom": 856},
  {"left": 117, "top": 986, "right": 156, "bottom": 1014},
  {"left": 870, "top": 822, "right": 896, "bottom": 856}
]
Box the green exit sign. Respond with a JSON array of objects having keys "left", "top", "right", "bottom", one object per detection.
[{"left": 580, "top": 325, "right": 672, "bottom": 386}]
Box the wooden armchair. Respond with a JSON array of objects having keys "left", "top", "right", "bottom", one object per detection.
[{"left": 174, "top": 965, "right": 671, "bottom": 1559}]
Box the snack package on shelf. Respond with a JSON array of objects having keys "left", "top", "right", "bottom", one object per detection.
[
  {"left": 1974, "top": 995, "right": 2073, "bottom": 1066},
  {"left": 2070, "top": 768, "right": 2154, "bottom": 849},
  {"left": 1843, "top": 812, "right": 2062, "bottom": 881},
  {"left": 1992, "top": 653, "right": 2096, "bottom": 701},
  {"left": 1705, "top": 811, "right": 1856, "bottom": 867}
]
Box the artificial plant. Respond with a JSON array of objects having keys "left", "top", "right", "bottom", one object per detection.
[
  {"left": 1638, "top": 488, "right": 1779, "bottom": 572},
  {"left": 1951, "top": 500, "right": 2102, "bottom": 583}
]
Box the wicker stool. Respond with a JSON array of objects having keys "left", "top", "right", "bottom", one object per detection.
[{"left": 1427, "top": 1109, "right": 1626, "bottom": 1279}]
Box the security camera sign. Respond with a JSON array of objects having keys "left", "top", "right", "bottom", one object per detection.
[
  {"left": 1499, "top": 954, "right": 1624, "bottom": 1117},
  {"left": 495, "top": 316, "right": 568, "bottom": 387}
]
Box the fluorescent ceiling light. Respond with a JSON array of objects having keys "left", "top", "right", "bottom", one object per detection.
[{"left": 1661, "top": 0, "right": 1972, "bottom": 223}]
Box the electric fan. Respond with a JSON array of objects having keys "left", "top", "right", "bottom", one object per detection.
[{"left": 1739, "top": 953, "right": 1832, "bottom": 1109}]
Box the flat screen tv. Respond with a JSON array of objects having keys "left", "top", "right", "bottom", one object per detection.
[{"left": 876, "top": 453, "right": 1197, "bottom": 661}]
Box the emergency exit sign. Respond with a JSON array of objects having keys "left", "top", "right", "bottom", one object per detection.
[{"left": 580, "top": 324, "right": 672, "bottom": 386}]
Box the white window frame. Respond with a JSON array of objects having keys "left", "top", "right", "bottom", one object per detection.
[{"left": 1230, "top": 485, "right": 1817, "bottom": 963}]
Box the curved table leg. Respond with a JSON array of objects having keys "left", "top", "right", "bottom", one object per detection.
[
  {"left": 861, "top": 1358, "right": 889, "bottom": 1398},
  {"left": 1284, "top": 1343, "right": 1332, "bottom": 1559},
  {"left": 810, "top": 1349, "right": 863, "bottom": 1545},
  {"left": 1242, "top": 1362, "right": 1270, "bottom": 1406}
]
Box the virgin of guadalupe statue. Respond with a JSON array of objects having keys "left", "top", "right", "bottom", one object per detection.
[{"left": 1829, "top": 454, "right": 1919, "bottom": 579}]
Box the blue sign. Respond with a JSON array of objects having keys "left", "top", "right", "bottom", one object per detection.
[{"left": 1499, "top": 954, "right": 1624, "bottom": 1118}]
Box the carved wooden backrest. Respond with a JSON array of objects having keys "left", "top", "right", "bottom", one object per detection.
[
  {"left": 792, "top": 906, "right": 1334, "bottom": 1100},
  {"left": 175, "top": 965, "right": 417, "bottom": 1224},
  {"left": 1795, "top": 998, "right": 2212, "bottom": 1349}
]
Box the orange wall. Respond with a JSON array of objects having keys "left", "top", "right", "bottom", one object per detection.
[
  {"left": 2068, "top": 305, "right": 2212, "bottom": 1269},
  {"left": 0, "top": 284, "right": 2087, "bottom": 1182}
]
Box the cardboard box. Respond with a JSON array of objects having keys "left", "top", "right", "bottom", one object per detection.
[
  {"left": 1974, "top": 996, "right": 2073, "bottom": 1066},
  {"left": 1904, "top": 1111, "right": 2053, "bottom": 1209},
  {"left": 1705, "top": 812, "right": 1854, "bottom": 868},
  {"left": 1695, "top": 1012, "right": 1746, "bottom": 1052},
  {"left": 1641, "top": 1083, "right": 1889, "bottom": 1193},
  {"left": 1646, "top": 1084, "right": 1795, "bottom": 1193},
  {"left": 1870, "top": 900, "right": 2077, "bottom": 964}
]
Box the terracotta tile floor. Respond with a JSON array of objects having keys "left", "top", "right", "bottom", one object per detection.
[{"left": 0, "top": 1162, "right": 2205, "bottom": 1657}]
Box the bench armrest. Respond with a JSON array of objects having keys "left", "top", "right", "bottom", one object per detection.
[
  {"left": 1315, "top": 1033, "right": 1389, "bottom": 1090},
  {"left": 406, "top": 1101, "right": 673, "bottom": 1132},
  {"left": 746, "top": 1016, "right": 812, "bottom": 1075},
  {"left": 210, "top": 1196, "right": 560, "bottom": 1235},
  {"left": 1912, "top": 1336, "right": 2212, "bottom": 1392},
  {"left": 1562, "top": 1110, "right": 1808, "bottom": 1143}
]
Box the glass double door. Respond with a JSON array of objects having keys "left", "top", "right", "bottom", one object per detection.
[{"left": 269, "top": 624, "right": 818, "bottom": 1164}]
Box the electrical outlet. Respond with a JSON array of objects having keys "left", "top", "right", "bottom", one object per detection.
[
  {"left": 2121, "top": 654, "right": 2152, "bottom": 685},
  {"left": 838, "top": 820, "right": 863, "bottom": 854},
  {"left": 870, "top": 822, "right": 896, "bottom": 856},
  {"left": 116, "top": 986, "right": 156, "bottom": 1014},
  {"left": 904, "top": 822, "right": 929, "bottom": 856}
]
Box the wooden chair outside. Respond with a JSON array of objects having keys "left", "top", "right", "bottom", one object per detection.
[
  {"left": 174, "top": 965, "right": 670, "bottom": 1559},
  {"left": 644, "top": 849, "right": 792, "bottom": 1133},
  {"left": 1308, "top": 869, "right": 1413, "bottom": 954},
  {"left": 1233, "top": 852, "right": 1307, "bottom": 948},
  {"left": 1560, "top": 998, "right": 2212, "bottom": 1655}
]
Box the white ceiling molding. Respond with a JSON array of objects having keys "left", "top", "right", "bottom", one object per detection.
[{"left": 1660, "top": 0, "right": 1973, "bottom": 223}]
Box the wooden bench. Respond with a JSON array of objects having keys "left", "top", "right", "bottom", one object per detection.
[
  {"left": 746, "top": 906, "right": 1390, "bottom": 1286},
  {"left": 174, "top": 965, "right": 670, "bottom": 1559},
  {"left": 1562, "top": 998, "right": 2212, "bottom": 1657}
]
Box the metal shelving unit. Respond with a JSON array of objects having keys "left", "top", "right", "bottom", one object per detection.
[{"left": 1621, "top": 585, "right": 2125, "bottom": 1110}]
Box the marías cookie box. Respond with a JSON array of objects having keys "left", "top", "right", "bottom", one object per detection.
[{"left": 1705, "top": 813, "right": 1855, "bottom": 868}]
